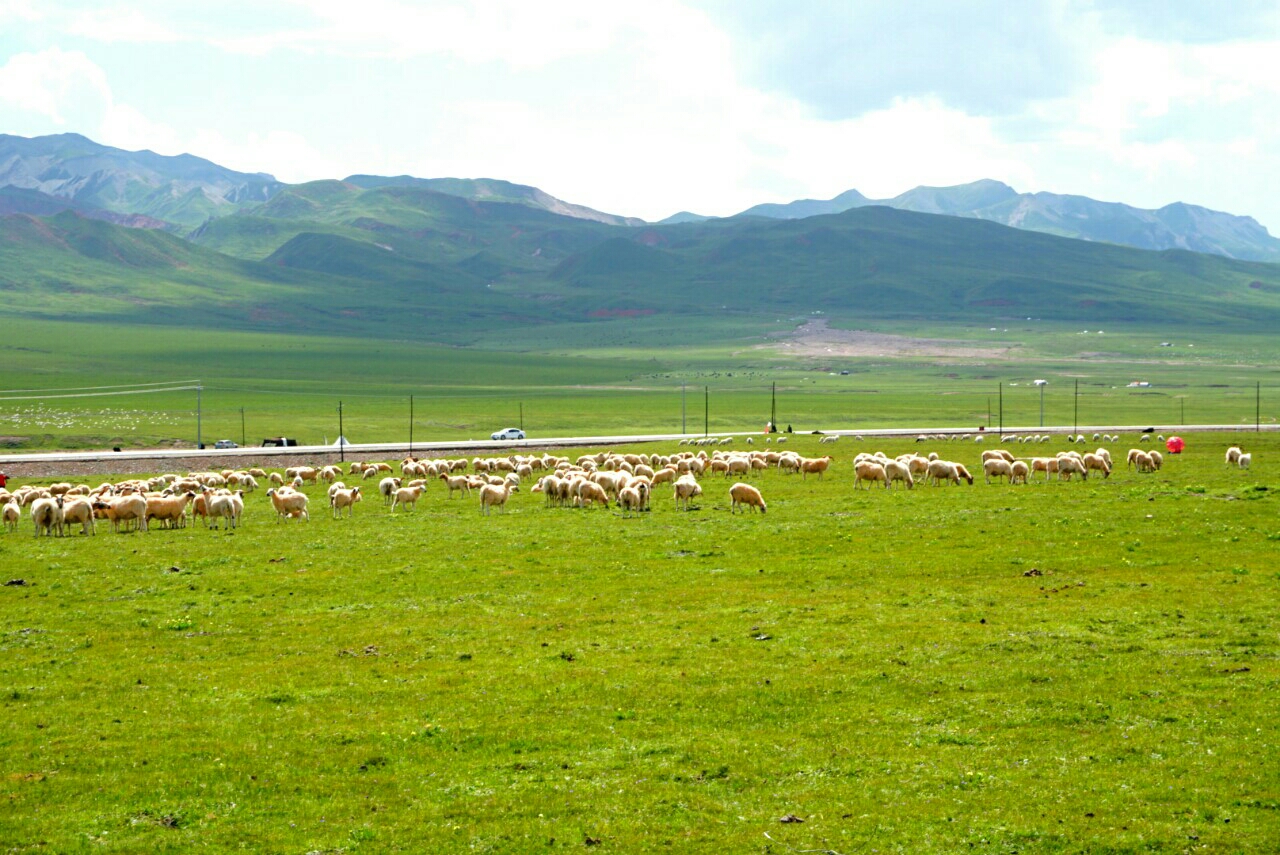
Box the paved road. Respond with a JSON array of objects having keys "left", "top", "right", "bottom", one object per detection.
[{"left": 0, "top": 423, "right": 1271, "bottom": 468}]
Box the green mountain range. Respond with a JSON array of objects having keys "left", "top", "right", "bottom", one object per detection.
[
  {"left": 4, "top": 182, "right": 1280, "bottom": 344},
  {"left": 722, "top": 179, "right": 1280, "bottom": 262}
]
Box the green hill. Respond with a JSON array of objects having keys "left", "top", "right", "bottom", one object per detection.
[{"left": 6, "top": 198, "right": 1280, "bottom": 344}]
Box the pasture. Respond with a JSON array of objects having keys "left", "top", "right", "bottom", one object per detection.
[
  {"left": 0, "top": 318, "right": 1278, "bottom": 451},
  {"left": 2, "top": 432, "right": 1278, "bottom": 852}
]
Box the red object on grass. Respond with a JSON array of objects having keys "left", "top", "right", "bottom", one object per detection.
[{"left": 1166, "top": 436, "right": 1185, "bottom": 453}]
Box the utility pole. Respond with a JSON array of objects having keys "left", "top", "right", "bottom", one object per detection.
[
  {"left": 998, "top": 382, "right": 1003, "bottom": 437},
  {"left": 681, "top": 383, "right": 686, "bottom": 434},
  {"left": 240, "top": 406, "right": 245, "bottom": 448},
  {"left": 704, "top": 386, "right": 709, "bottom": 437},
  {"left": 196, "top": 384, "right": 203, "bottom": 450},
  {"left": 409, "top": 395, "right": 414, "bottom": 456},
  {"left": 519, "top": 402, "right": 524, "bottom": 432},
  {"left": 1039, "top": 382, "right": 1046, "bottom": 428},
  {"left": 771, "top": 381, "right": 777, "bottom": 433},
  {"left": 1073, "top": 379, "right": 1078, "bottom": 436},
  {"left": 1180, "top": 396, "right": 1185, "bottom": 426},
  {"left": 1258, "top": 382, "right": 1262, "bottom": 433},
  {"left": 338, "top": 401, "right": 344, "bottom": 462}
]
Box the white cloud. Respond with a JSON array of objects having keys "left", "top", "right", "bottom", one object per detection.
[
  {"left": 188, "top": 129, "right": 341, "bottom": 183},
  {"left": 213, "top": 0, "right": 638, "bottom": 66},
  {"left": 67, "top": 6, "right": 180, "bottom": 43},
  {"left": 0, "top": 48, "right": 111, "bottom": 124}
]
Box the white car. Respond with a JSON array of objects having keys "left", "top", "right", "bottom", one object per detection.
[
  {"left": 490, "top": 428, "right": 526, "bottom": 441},
  {"left": 214, "top": 439, "right": 239, "bottom": 449}
]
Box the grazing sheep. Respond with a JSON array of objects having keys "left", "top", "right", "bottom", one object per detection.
[
  {"left": 391, "top": 485, "right": 425, "bottom": 512},
  {"left": 477, "top": 482, "right": 518, "bottom": 515},
  {"left": 1226, "top": 446, "right": 1244, "bottom": 465},
  {"left": 1057, "top": 456, "right": 1088, "bottom": 481},
  {"left": 729, "top": 482, "right": 766, "bottom": 513},
  {"left": 1139, "top": 434, "right": 1150, "bottom": 443},
  {"left": 204, "top": 489, "right": 245, "bottom": 530},
  {"left": 268, "top": 472, "right": 285, "bottom": 486},
  {"left": 1131, "top": 450, "right": 1155, "bottom": 473},
  {"left": 60, "top": 497, "right": 96, "bottom": 536},
  {"left": 2, "top": 500, "right": 19, "bottom": 532},
  {"left": 92, "top": 495, "right": 148, "bottom": 532},
  {"left": 1239, "top": 452, "right": 1252, "bottom": 469},
  {"left": 331, "top": 486, "right": 362, "bottom": 518},
  {"left": 1082, "top": 453, "right": 1111, "bottom": 478},
  {"left": 618, "top": 482, "right": 649, "bottom": 516},
  {"left": 440, "top": 474, "right": 470, "bottom": 499},
  {"left": 1010, "top": 460, "right": 1030, "bottom": 485},
  {"left": 800, "top": 456, "right": 832, "bottom": 480},
  {"left": 286, "top": 466, "right": 319, "bottom": 485},
  {"left": 145, "top": 492, "right": 197, "bottom": 529},
  {"left": 673, "top": 475, "right": 702, "bottom": 510},
  {"left": 982, "top": 449, "right": 1015, "bottom": 464},
  {"left": 31, "top": 496, "right": 65, "bottom": 537},
  {"left": 884, "top": 459, "right": 914, "bottom": 490},
  {"left": 854, "top": 460, "right": 888, "bottom": 490},
  {"left": 574, "top": 479, "right": 609, "bottom": 509},
  {"left": 1149, "top": 450, "right": 1163, "bottom": 471},
  {"left": 266, "top": 488, "right": 309, "bottom": 521},
  {"left": 982, "top": 458, "right": 1014, "bottom": 484},
  {"left": 926, "top": 460, "right": 972, "bottom": 486},
  {"left": 1126, "top": 449, "right": 1145, "bottom": 470},
  {"left": 372, "top": 476, "right": 401, "bottom": 505}
]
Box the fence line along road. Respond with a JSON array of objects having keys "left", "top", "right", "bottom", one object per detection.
[{"left": 0, "top": 423, "right": 1273, "bottom": 469}]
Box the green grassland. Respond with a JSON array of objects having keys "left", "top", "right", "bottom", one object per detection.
[
  {"left": 2, "top": 433, "right": 1278, "bottom": 852},
  {"left": 1, "top": 317, "right": 1277, "bottom": 450}
]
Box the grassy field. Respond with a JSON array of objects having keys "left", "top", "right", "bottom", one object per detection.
[
  {"left": 2, "top": 432, "right": 1278, "bottom": 852},
  {"left": 1, "top": 318, "right": 1278, "bottom": 451}
]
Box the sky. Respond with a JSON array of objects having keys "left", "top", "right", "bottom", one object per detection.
[{"left": 2, "top": 1, "right": 1279, "bottom": 229}]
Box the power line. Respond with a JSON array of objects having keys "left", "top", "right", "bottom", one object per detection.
[
  {"left": 0, "top": 380, "right": 200, "bottom": 394},
  {"left": 0, "top": 386, "right": 202, "bottom": 402}
]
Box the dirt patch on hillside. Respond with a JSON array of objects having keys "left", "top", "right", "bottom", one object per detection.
[{"left": 763, "top": 320, "right": 1020, "bottom": 360}]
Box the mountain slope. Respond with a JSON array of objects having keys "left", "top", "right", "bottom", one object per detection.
[
  {"left": 727, "top": 180, "right": 1280, "bottom": 262},
  {"left": 344, "top": 174, "right": 644, "bottom": 227},
  {"left": 7, "top": 193, "right": 1280, "bottom": 343},
  {"left": 0, "top": 133, "right": 283, "bottom": 230}
]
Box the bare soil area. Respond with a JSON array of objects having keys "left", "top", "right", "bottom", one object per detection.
[{"left": 763, "top": 319, "right": 1021, "bottom": 360}]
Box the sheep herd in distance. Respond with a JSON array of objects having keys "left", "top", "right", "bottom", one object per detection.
[{"left": 4, "top": 434, "right": 1255, "bottom": 537}]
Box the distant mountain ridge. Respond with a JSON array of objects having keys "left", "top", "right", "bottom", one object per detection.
[
  {"left": 723, "top": 179, "right": 1280, "bottom": 262},
  {"left": 344, "top": 175, "right": 644, "bottom": 227},
  {"left": 2, "top": 132, "right": 1279, "bottom": 263},
  {"left": 0, "top": 133, "right": 283, "bottom": 230}
]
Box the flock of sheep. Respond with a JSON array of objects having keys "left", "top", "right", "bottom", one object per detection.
[{"left": 0, "top": 438, "right": 1256, "bottom": 537}]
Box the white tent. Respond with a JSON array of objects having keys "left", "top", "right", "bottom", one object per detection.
[{"left": 332, "top": 436, "right": 352, "bottom": 447}]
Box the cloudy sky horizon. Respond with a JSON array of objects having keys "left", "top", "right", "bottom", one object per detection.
[{"left": 2, "top": 1, "right": 1279, "bottom": 229}]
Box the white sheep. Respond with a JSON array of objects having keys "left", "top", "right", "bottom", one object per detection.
[
  {"left": 729, "top": 482, "right": 767, "bottom": 513},
  {"left": 205, "top": 489, "right": 245, "bottom": 529},
  {"left": 378, "top": 476, "right": 403, "bottom": 505},
  {"left": 30, "top": 496, "right": 64, "bottom": 537},
  {"left": 883, "top": 459, "right": 914, "bottom": 490},
  {"left": 1239, "top": 452, "right": 1252, "bottom": 469},
  {"left": 618, "top": 482, "right": 649, "bottom": 516},
  {"left": 982, "top": 458, "right": 1013, "bottom": 484},
  {"left": 479, "top": 482, "right": 518, "bottom": 515},
  {"left": 331, "top": 486, "right": 362, "bottom": 518},
  {"left": 854, "top": 460, "right": 888, "bottom": 489},
  {"left": 2, "top": 499, "right": 19, "bottom": 532},
  {"left": 673, "top": 474, "right": 702, "bottom": 510},
  {"left": 61, "top": 497, "right": 96, "bottom": 536},
  {"left": 1225, "top": 446, "right": 1244, "bottom": 465},
  {"left": 391, "top": 485, "right": 425, "bottom": 512},
  {"left": 266, "top": 487, "right": 309, "bottom": 521}
]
